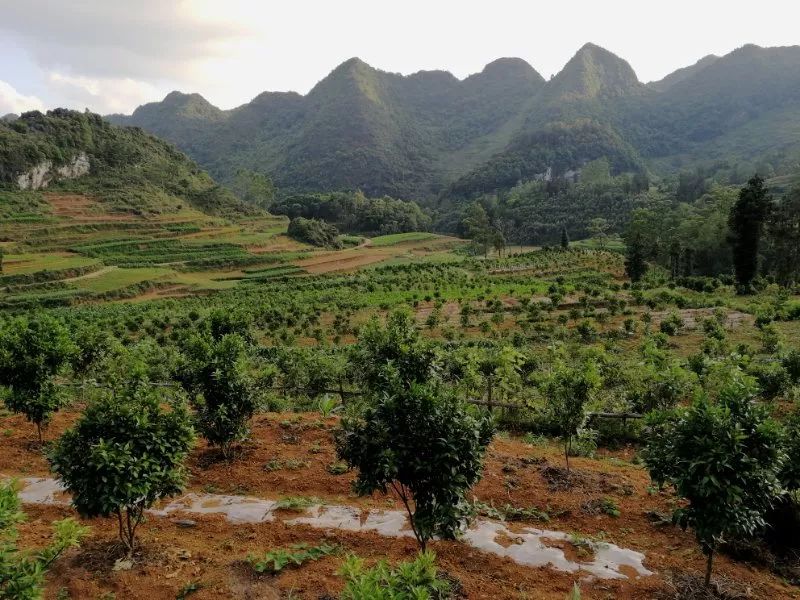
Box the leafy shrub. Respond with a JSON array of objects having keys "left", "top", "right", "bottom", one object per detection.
[
  {"left": 178, "top": 333, "right": 257, "bottom": 459},
  {"left": 339, "top": 551, "right": 450, "bottom": 600},
  {"left": 0, "top": 313, "right": 76, "bottom": 441},
  {"left": 287, "top": 217, "right": 342, "bottom": 248},
  {"left": 49, "top": 381, "right": 195, "bottom": 556},
  {"left": 336, "top": 383, "right": 493, "bottom": 550},
  {"left": 641, "top": 376, "right": 784, "bottom": 587},
  {"left": 659, "top": 312, "right": 684, "bottom": 336},
  {"left": 0, "top": 480, "right": 88, "bottom": 598},
  {"left": 248, "top": 543, "right": 337, "bottom": 574}
]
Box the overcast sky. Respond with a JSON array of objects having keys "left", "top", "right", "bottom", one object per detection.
[{"left": 1, "top": 0, "right": 798, "bottom": 115}]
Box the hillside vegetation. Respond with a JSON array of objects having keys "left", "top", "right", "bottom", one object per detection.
[
  {"left": 110, "top": 43, "right": 800, "bottom": 204},
  {"left": 0, "top": 109, "right": 252, "bottom": 216}
]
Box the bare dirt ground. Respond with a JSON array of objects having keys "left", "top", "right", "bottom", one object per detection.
[{"left": 2, "top": 410, "right": 796, "bottom": 599}]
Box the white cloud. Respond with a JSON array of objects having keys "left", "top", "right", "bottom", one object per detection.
[
  {"left": 0, "top": 79, "right": 44, "bottom": 114},
  {"left": 47, "top": 73, "right": 160, "bottom": 114},
  {"left": 2, "top": 0, "right": 800, "bottom": 113}
]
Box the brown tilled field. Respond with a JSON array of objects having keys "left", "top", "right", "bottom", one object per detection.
[{"left": 3, "top": 410, "right": 795, "bottom": 600}]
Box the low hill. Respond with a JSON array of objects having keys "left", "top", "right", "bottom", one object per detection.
[{"left": 1, "top": 109, "right": 252, "bottom": 216}]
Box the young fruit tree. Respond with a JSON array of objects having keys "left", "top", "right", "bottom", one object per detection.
[
  {"left": 349, "top": 311, "right": 439, "bottom": 393},
  {"left": 335, "top": 382, "right": 494, "bottom": 551},
  {"left": 641, "top": 375, "right": 784, "bottom": 587},
  {"left": 48, "top": 380, "right": 195, "bottom": 557},
  {"left": 0, "top": 314, "right": 76, "bottom": 442},
  {"left": 544, "top": 361, "right": 601, "bottom": 474},
  {"left": 178, "top": 332, "right": 257, "bottom": 459},
  {"left": 0, "top": 480, "right": 88, "bottom": 598}
]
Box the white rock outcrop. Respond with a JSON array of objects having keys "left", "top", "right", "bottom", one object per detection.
[{"left": 16, "top": 152, "right": 90, "bottom": 190}]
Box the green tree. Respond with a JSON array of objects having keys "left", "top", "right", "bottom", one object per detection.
[
  {"left": 49, "top": 381, "right": 195, "bottom": 557},
  {"left": 641, "top": 376, "right": 784, "bottom": 587},
  {"left": 461, "top": 202, "right": 494, "bottom": 257},
  {"left": 349, "top": 311, "right": 438, "bottom": 393},
  {"left": 335, "top": 383, "right": 493, "bottom": 551},
  {"left": 560, "top": 226, "right": 569, "bottom": 249},
  {"left": 766, "top": 185, "right": 800, "bottom": 285},
  {"left": 587, "top": 217, "right": 610, "bottom": 249},
  {"left": 544, "top": 361, "right": 601, "bottom": 474},
  {"left": 231, "top": 169, "right": 275, "bottom": 209},
  {"left": 0, "top": 314, "right": 76, "bottom": 442},
  {"left": 624, "top": 233, "right": 648, "bottom": 283},
  {"left": 178, "top": 333, "right": 257, "bottom": 459},
  {"left": 0, "top": 480, "right": 88, "bottom": 599},
  {"left": 729, "top": 175, "right": 772, "bottom": 293}
]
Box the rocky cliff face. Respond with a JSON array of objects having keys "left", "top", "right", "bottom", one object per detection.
[{"left": 16, "top": 152, "right": 90, "bottom": 190}]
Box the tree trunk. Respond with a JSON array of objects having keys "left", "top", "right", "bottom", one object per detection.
[
  {"left": 704, "top": 547, "right": 714, "bottom": 588},
  {"left": 565, "top": 438, "right": 571, "bottom": 475}
]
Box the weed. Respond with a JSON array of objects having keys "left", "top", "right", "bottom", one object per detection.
[{"left": 248, "top": 543, "right": 338, "bottom": 574}]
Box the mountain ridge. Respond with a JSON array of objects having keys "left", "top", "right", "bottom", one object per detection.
[{"left": 108, "top": 43, "right": 800, "bottom": 202}]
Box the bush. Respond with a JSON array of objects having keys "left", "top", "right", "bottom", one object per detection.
[
  {"left": 641, "top": 375, "right": 784, "bottom": 587},
  {"left": 287, "top": 217, "right": 342, "bottom": 248},
  {"left": 0, "top": 480, "right": 88, "bottom": 598},
  {"left": 659, "top": 312, "right": 683, "bottom": 336},
  {"left": 339, "top": 551, "right": 451, "bottom": 600},
  {"left": 49, "top": 381, "right": 195, "bottom": 556},
  {"left": 336, "top": 383, "right": 493, "bottom": 550},
  {"left": 0, "top": 313, "right": 76, "bottom": 441},
  {"left": 178, "top": 333, "right": 257, "bottom": 459}
]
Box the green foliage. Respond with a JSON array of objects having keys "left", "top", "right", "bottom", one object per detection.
[
  {"left": 544, "top": 360, "right": 601, "bottom": 473},
  {"left": 624, "top": 233, "right": 647, "bottom": 282},
  {"left": 339, "top": 551, "right": 451, "bottom": 600},
  {"left": 0, "top": 313, "right": 76, "bottom": 440},
  {"left": 641, "top": 374, "right": 785, "bottom": 586},
  {"left": 287, "top": 217, "right": 341, "bottom": 248},
  {"left": 178, "top": 332, "right": 257, "bottom": 458},
  {"left": 0, "top": 480, "right": 88, "bottom": 600},
  {"left": 48, "top": 380, "right": 195, "bottom": 555},
  {"left": 0, "top": 109, "right": 251, "bottom": 216},
  {"left": 272, "top": 191, "right": 430, "bottom": 235},
  {"left": 729, "top": 175, "right": 772, "bottom": 293},
  {"left": 349, "top": 311, "right": 438, "bottom": 393},
  {"left": 336, "top": 382, "right": 493, "bottom": 550},
  {"left": 247, "top": 543, "right": 337, "bottom": 574}
]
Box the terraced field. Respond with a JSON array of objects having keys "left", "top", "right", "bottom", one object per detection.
[{"left": 0, "top": 191, "right": 460, "bottom": 307}]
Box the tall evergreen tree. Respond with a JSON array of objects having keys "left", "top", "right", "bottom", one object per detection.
[
  {"left": 766, "top": 186, "right": 800, "bottom": 285},
  {"left": 560, "top": 226, "right": 569, "bottom": 249},
  {"left": 625, "top": 233, "right": 648, "bottom": 283},
  {"left": 729, "top": 175, "right": 772, "bottom": 293}
]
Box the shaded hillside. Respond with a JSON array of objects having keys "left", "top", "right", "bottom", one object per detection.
[
  {"left": 1, "top": 109, "right": 252, "bottom": 216},
  {"left": 646, "top": 54, "right": 719, "bottom": 92},
  {"left": 111, "top": 44, "right": 800, "bottom": 202},
  {"left": 111, "top": 57, "right": 546, "bottom": 199}
]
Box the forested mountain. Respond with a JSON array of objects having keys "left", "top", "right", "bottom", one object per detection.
[
  {"left": 0, "top": 109, "right": 252, "bottom": 216},
  {"left": 110, "top": 43, "right": 800, "bottom": 206}
]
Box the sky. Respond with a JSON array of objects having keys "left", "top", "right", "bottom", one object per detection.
[{"left": 1, "top": 0, "right": 798, "bottom": 115}]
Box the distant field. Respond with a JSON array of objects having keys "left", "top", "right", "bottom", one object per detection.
[
  {"left": 73, "top": 266, "right": 173, "bottom": 293},
  {"left": 369, "top": 232, "right": 438, "bottom": 246},
  {"left": 2, "top": 253, "right": 100, "bottom": 276}
]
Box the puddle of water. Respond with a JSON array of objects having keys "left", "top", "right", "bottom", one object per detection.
[
  {"left": 15, "top": 477, "right": 70, "bottom": 506},
  {"left": 13, "top": 477, "right": 652, "bottom": 580},
  {"left": 464, "top": 521, "right": 651, "bottom": 580},
  {"left": 285, "top": 504, "right": 414, "bottom": 538},
  {"left": 161, "top": 493, "right": 277, "bottom": 524}
]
